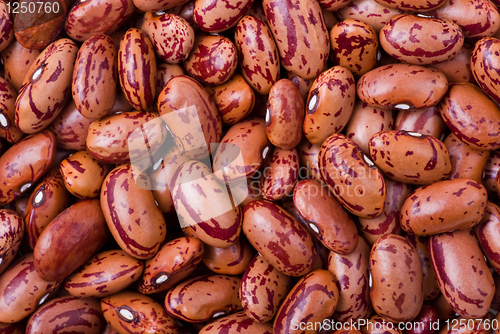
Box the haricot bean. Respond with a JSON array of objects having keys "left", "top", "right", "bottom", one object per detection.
[{"left": 3, "top": 1, "right": 500, "bottom": 332}]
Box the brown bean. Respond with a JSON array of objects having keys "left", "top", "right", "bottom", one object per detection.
[
  {"left": 304, "top": 66, "right": 356, "bottom": 145},
  {"left": 471, "top": 37, "right": 500, "bottom": 105},
  {"left": 164, "top": 274, "right": 242, "bottom": 322},
  {"left": 0, "top": 77, "right": 23, "bottom": 144},
  {"left": 64, "top": 250, "right": 143, "bottom": 298},
  {"left": 26, "top": 296, "right": 103, "bottom": 334},
  {"left": 394, "top": 106, "right": 447, "bottom": 139},
  {"left": 64, "top": 0, "right": 136, "bottom": 42},
  {"left": 72, "top": 34, "right": 117, "bottom": 120},
  {"left": 235, "top": 15, "right": 280, "bottom": 95},
  {"left": 15, "top": 38, "right": 77, "bottom": 134},
  {"left": 193, "top": 0, "right": 255, "bottom": 33},
  {"left": 48, "top": 100, "right": 93, "bottom": 151},
  {"left": 212, "top": 118, "right": 270, "bottom": 183},
  {"left": 155, "top": 63, "right": 185, "bottom": 101},
  {"left": 0, "top": 2, "right": 13, "bottom": 53},
  {"left": 344, "top": 101, "right": 394, "bottom": 155},
  {"left": 205, "top": 73, "right": 255, "bottom": 125},
  {"left": 118, "top": 28, "right": 156, "bottom": 111},
  {"left": 101, "top": 164, "right": 166, "bottom": 260},
  {"left": 484, "top": 150, "right": 500, "bottom": 199},
  {"left": 102, "top": 291, "right": 178, "bottom": 333},
  {"left": 273, "top": 269, "right": 339, "bottom": 333},
  {"left": 34, "top": 199, "right": 110, "bottom": 281},
  {"left": 328, "top": 237, "right": 372, "bottom": 322},
  {"left": 358, "top": 178, "right": 410, "bottom": 245},
  {"left": 60, "top": 150, "right": 112, "bottom": 199},
  {"left": 0, "top": 253, "right": 61, "bottom": 323},
  {"left": 157, "top": 75, "right": 221, "bottom": 160},
  {"left": 370, "top": 234, "right": 424, "bottom": 322},
  {"left": 427, "top": 44, "right": 474, "bottom": 83},
  {"left": 357, "top": 64, "right": 448, "bottom": 110},
  {"left": 86, "top": 111, "right": 166, "bottom": 164},
  {"left": 0, "top": 130, "right": 56, "bottom": 206},
  {"left": 243, "top": 200, "right": 316, "bottom": 276},
  {"left": 138, "top": 236, "right": 204, "bottom": 294},
  {"left": 319, "top": 0, "right": 351, "bottom": 11},
  {"left": 400, "top": 178, "right": 487, "bottom": 236},
  {"left": 25, "top": 168, "right": 70, "bottom": 249},
  {"left": 319, "top": 133, "right": 386, "bottom": 219},
  {"left": 288, "top": 72, "right": 315, "bottom": 101},
  {"left": 199, "top": 311, "right": 273, "bottom": 334},
  {"left": 336, "top": 0, "right": 406, "bottom": 32},
  {"left": 142, "top": 12, "right": 194, "bottom": 64},
  {"left": 330, "top": 19, "right": 379, "bottom": 76},
  {"left": 262, "top": 0, "right": 330, "bottom": 79},
  {"left": 0, "top": 209, "right": 24, "bottom": 275},
  {"left": 171, "top": 160, "right": 243, "bottom": 248},
  {"left": 134, "top": 0, "right": 189, "bottom": 12},
  {"left": 266, "top": 79, "right": 304, "bottom": 149},
  {"left": 296, "top": 138, "right": 322, "bottom": 182},
  {"left": 429, "top": 229, "right": 494, "bottom": 318},
  {"left": 380, "top": 14, "right": 464, "bottom": 65},
  {"left": 240, "top": 255, "right": 292, "bottom": 323},
  {"left": 294, "top": 179, "right": 359, "bottom": 254},
  {"left": 474, "top": 202, "right": 500, "bottom": 273},
  {"left": 1, "top": 40, "right": 40, "bottom": 93},
  {"left": 430, "top": 0, "right": 500, "bottom": 39},
  {"left": 439, "top": 82, "right": 500, "bottom": 151},
  {"left": 406, "top": 235, "right": 441, "bottom": 301},
  {"left": 260, "top": 147, "right": 299, "bottom": 201},
  {"left": 444, "top": 132, "right": 490, "bottom": 182},
  {"left": 369, "top": 130, "right": 452, "bottom": 185},
  {"left": 202, "top": 237, "right": 254, "bottom": 275}
]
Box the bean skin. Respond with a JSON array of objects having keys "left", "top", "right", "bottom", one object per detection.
[
  {"left": 0, "top": 77, "right": 23, "bottom": 144},
  {"left": 202, "top": 237, "right": 254, "bottom": 275},
  {"left": 273, "top": 269, "right": 339, "bottom": 334},
  {"left": 0, "top": 3, "right": 13, "bottom": 53},
  {"left": 444, "top": 132, "right": 490, "bottom": 182},
  {"left": 240, "top": 255, "right": 292, "bottom": 323},
  {"left": 102, "top": 291, "right": 179, "bottom": 333},
  {"left": 474, "top": 202, "right": 500, "bottom": 273},
  {"left": 471, "top": 37, "right": 500, "bottom": 105},
  {"left": 15, "top": 38, "right": 77, "bottom": 134},
  {"left": 484, "top": 151, "right": 500, "bottom": 199},
  {"left": 370, "top": 234, "right": 424, "bottom": 322},
  {"left": 400, "top": 178, "right": 487, "bottom": 236},
  {"left": 0, "top": 253, "right": 61, "bottom": 323},
  {"left": 48, "top": 100, "right": 93, "bottom": 151},
  {"left": 199, "top": 311, "right": 273, "bottom": 334},
  {"left": 243, "top": 200, "right": 317, "bottom": 277},
  {"left": 0, "top": 130, "right": 56, "bottom": 206},
  {"left": 380, "top": 14, "right": 464, "bottom": 65},
  {"left": 369, "top": 130, "right": 452, "bottom": 185},
  {"left": 296, "top": 138, "right": 322, "bottom": 182},
  {"left": 64, "top": 250, "right": 144, "bottom": 298},
  {"left": 260, "top": 147, "right": 299, "bottom": 201},
  {"left": 0, "top": 209, "right": 24, "bottom": 276},
  {"left": 328, "top": 237, "right": 372, "bottom": 322},
  {"left": 164, "top": 274, "right": 242, "bottom": 322},
  {"left": 439, "top": 82, "right": 500, "bottom": 151},
  {"left": 357, "top": 64, "right": 448, "bottom": 110},
  {"left": 138, "top": 236, "right": 204, "bottom": 294},
  {"left": 34, "top": 199, "right": 110, "bottom": 281},
  {"left": 428, "top": 44, "right": 475, "bottom": 83},
  {"left": 304, "top": 66, "right": 356, "bottom": 145},
  {"left": 262, "top": 0, "right": 330, "bottom": 79},
  {"left": 373, "top": 0, "right": 446, "bottom": 12},
  {"left": 25, "top": 168, "right": 70, "bottom": 249},
  {"left": 318, "top": 0, "right": 351, "bottom": 11},
  {"left": 193, "top": 0, "right": 255, "bottom": 33},
  {"left": 319, "top": 133, "right": 386, "bottom": 219},
  {"left": 72, "top": 34, "right": 117, "bottom": 120},
  {"left": 394, "top": 106, "right": 447, "bottom": 139},
  {"left": 101, "top": 164, "right": 166, "bottom": 260},
  {"left": 429, "top": 229, "right": 494, "bottom": 318},
  {"left": 406, "top": 305, "right": 439, "bottom": 334},
  {"left": 336, "top": 0, "right": 406, "bottom": 32},
  {"left": 235, "top": 15, "right": 280, "bottom": 95},
  {"left": 25, "top": 296, "right": 103, "bottom": 334},
  {"left": 0, "top": 40, "right": 40, "bottom": 92}
]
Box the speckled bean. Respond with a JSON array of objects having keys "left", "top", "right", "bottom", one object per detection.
[
  {"left": 373, "top": 0, "right": 446, "bottom": 11},
  {"left": 484, "top": 150, "right": 500, "bottom": 198},
  {"left": 138, "top": 236, "right": 204, "bottom": 294},
  {"left": 428, "top": 44, "right": 474, "bottom": 83},
  {"left": 429, "top": 228, "right": 494, "bottom": 318},
  {"left": 400, "top": 178, "right": 487, "bottom": 236},
  {"left": 474, "top": 202, "right": 500, "bottom": 273},
  {"left": 0, "top": 77, "right": 22, "bottom": 144},
  {"left": 394, "top": 106, "right": 447, "bottom": 139},
  {"left": 471, "top": 37, "right": 500, "bottom": 105},
  {"left": 48, "top": 100, "right": 93, "bottom": 151},
  {"left": 199, "top": 311, "right": 273, "bottom": 334},
  {"left": 296, "top": 138, "right": 322, "bottom": 182},
  {"left": 202, "top": 237, "right": 254, "bottom": 275},
  {"left": 193, "top": 0, "right": 255, "bottom": 33},
  {"left": 164, "top": 274, "right": 242, "bottom": 322},
  {"left": 0, "top": 40, "right": 40, "bottom": 92},
  {"left": 444, "top": 132, "right": 490, "bottom": 182},
  {"left": 370, "top": 234, "right": 423, "bottom": 322},
  {"left": 0, "top": 209, "right": 24, "bottom": 275},
  {"left": 319, "top": 133, "right": 386, "bottom": 219},
  {"left": 243, "top": 200, "right": 317, "bottom": 276},
  {"left": 336, "top": 0, "right": 406, "bottom": 32},
  {"left": 304, "top": 66, "right": 356, "bottom": 145},
  {"left": 260, "top": 147, "right": 299, "bottom": 201}
]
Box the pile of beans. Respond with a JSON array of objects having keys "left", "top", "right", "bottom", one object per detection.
[{"left": 1, "top": 0, "right": 500, "bottom": 333}]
